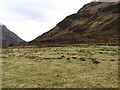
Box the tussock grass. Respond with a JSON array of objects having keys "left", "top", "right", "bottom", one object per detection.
[{"left": 2, "top": 44, "right": 119, "bottom": 88}]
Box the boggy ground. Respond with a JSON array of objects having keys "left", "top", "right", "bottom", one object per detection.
[{"left": 2, "top": 44, "right": 119, "bottom": 88}]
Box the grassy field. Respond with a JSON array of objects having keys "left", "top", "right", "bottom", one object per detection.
[{"left": 2, "top": 44, "right": 119, "bottom": 88}]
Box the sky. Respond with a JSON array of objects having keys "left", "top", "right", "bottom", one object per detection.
[{"left": 0, "top": 0, "right": 95, "bottom": 41}]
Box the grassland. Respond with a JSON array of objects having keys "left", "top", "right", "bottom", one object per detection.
[{"left": 2, "top": 44, "right": 119, "bottom": 88}]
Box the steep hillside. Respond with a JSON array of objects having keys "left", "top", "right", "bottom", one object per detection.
[
  {"left": 0, "top": 24, "right": 25, "bottom": 47},
  {"left": 31, "top": 2, "right": 120, "bottom": 44}
]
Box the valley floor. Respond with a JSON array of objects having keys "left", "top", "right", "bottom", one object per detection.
[{"left": 2, "top": 44, "right": 119, "bottom": 88}]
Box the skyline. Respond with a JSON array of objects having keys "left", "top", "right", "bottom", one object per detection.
[{"left": 0, "top": 0, "right": 94, "bottom": 41}]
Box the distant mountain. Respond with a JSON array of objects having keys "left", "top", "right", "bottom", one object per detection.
[
  {"left": 0, "top": 24, "right": 25, "bottom": 47},
  {"left": 30, "top": 2, "right": 120, "bottom": 44}
]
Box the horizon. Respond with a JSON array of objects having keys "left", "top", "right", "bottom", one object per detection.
[
  {"left": 0, "top": 0, "right": 94, "bottom": 41},
  {"left": 1, "top": 0, "right": 119, "bottom": 41}
]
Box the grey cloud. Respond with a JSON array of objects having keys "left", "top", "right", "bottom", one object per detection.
[{"left": 0, "top": 0, "right": 58, "bottom": 21}]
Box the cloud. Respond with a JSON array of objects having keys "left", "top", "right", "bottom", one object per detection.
[
  {"left": 0, "top": 0, "right": 60, "bottom": 21},
  {"left": 0, "top": 0, "right": 93, "bottom": 41}
]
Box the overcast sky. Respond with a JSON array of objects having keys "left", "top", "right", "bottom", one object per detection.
[{"left": 0, "top": 0, "right": 95, "bottom": 41}]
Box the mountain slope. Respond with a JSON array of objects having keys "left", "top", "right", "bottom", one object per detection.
[
  {"left": 31, "top": 2, "right": 120, "bottom": 44},
  {"left": 0, "top": 24, "right": 25, "bottom": 47}
]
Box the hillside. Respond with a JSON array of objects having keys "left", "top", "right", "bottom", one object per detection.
[
  {"left": 30, "top": 2, "right": 120, "bottom": 44},
  {"left": 0, "top": 24, "right": 25, "bottom": 47}
]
